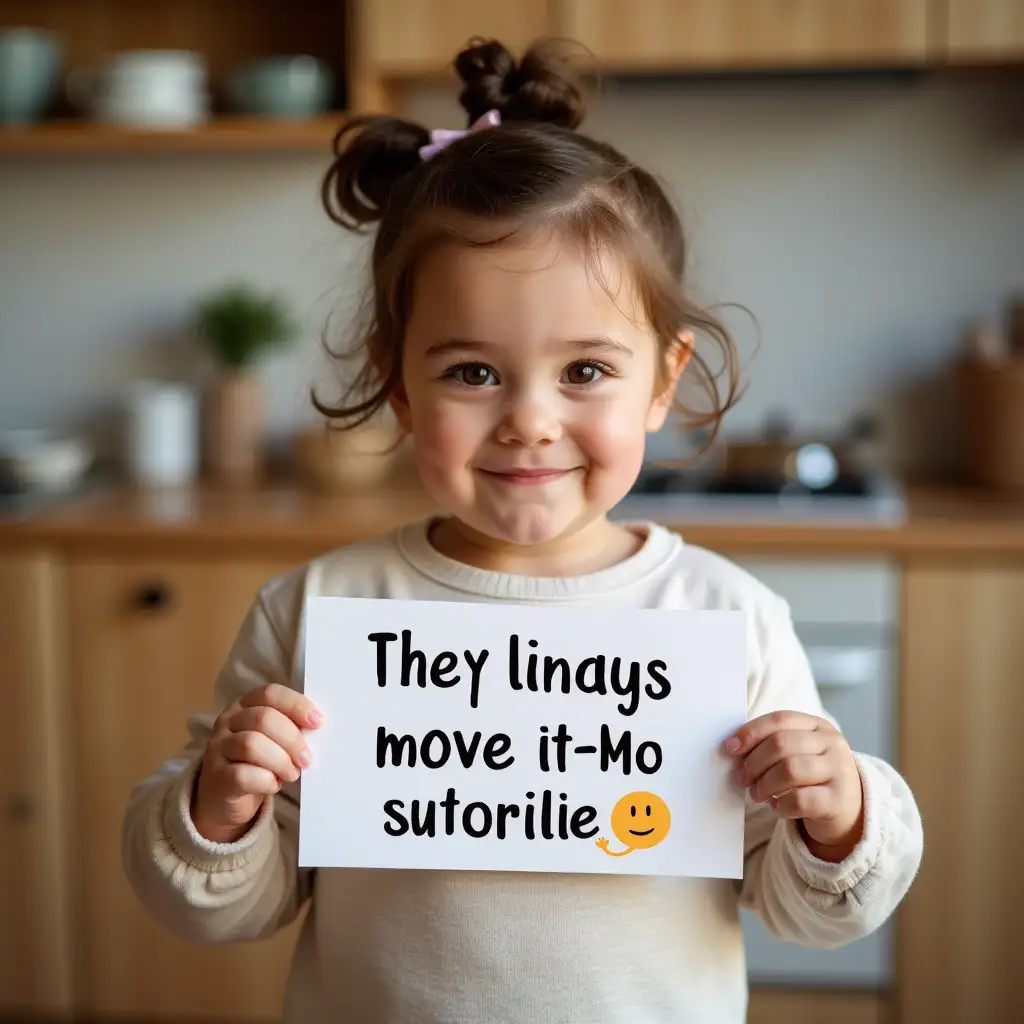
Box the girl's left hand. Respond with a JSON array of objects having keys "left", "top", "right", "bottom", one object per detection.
[{"left": 724, "top": 711, "right": 864, "bottom": 862}]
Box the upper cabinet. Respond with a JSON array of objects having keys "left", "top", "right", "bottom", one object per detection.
[
  {"left": 359, "top": 0, "right": 550, "bottom": 75},
  {"left": 551, "top": 0, "right": 931, "bottom": 71},
  {"left": 942, "top": 0, "right": 1024, "bottom": 62}
]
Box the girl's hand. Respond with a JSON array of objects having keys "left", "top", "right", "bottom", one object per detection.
[
  {"left": 192, "top": 683, "right": 323, "bottom": 844},
  {"left": 724, "top": 711, "right": 864, "bottom": 863}
]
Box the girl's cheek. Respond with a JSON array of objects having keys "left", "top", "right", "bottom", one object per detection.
[
  {"left": 414, "top": 401, "right": 483, "bottom": 461},
  {"left": 575, "top": 400, "right": 647, "bottom": 459}
]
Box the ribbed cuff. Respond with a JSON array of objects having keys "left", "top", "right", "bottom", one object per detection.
[
  {"left": 780, "top": 754, "right": 885, "bottom": 895},
  {"left": 161, "top": 756, "right": 277, "bottom": 873}
]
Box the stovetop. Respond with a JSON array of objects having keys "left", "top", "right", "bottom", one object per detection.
[{"left": 611, "top": 468, "right": 907, "bottom": 526}]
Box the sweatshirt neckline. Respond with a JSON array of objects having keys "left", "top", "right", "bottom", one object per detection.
[{"left": 395, "top": 518, "right": 682, "bottom": 601}]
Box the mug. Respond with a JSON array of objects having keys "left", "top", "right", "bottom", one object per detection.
[
  {"left": 228, "top": 55, "right": 333, "bottom": 118},
  {"left": 68, "top": 49, "right": 209, "bottom": 126},
  {"left": 0, "top": 28, "right": 60, "bottom": 124}
]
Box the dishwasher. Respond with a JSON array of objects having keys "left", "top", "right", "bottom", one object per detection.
[{"left": 732, "top": 556, "right": 900, "bottom": 990}]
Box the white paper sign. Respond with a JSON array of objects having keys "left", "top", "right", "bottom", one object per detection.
[{"left": 299, "top": 597, "right": 748, "bottom": 878}]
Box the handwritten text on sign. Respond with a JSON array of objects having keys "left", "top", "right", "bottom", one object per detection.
[{"left": 299, "top": 598, "right": 747, "bottom": 878}]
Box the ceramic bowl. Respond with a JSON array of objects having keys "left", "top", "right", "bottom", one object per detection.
[{"left": 0, "top": 430, "right": 93, "bottom": 493}]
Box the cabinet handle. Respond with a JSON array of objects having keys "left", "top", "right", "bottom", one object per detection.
[
  {"left": 135, "top": 582, "right": 172, "bottom": 611},
  {"left": 8, "top": 795, "right": 37, "bottom": 822}
]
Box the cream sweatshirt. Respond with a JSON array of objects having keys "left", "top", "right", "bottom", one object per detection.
[{"left": 122, "top": 520, "right": 923, "bottom": 1023}]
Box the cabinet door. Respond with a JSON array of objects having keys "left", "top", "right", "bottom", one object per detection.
[
  {"left": 899, "top": 563, "right": 1024, "bottom": 1024},
  {"left": 553, "top": 0, "right": 929, "bottom": 70},
  {"left": 362, "top": 0, "right": 550, "bottom": 74},
  {"left": 69, "top": 556, "right": 301, "bottom": 1021},
  {"left": 0, "top": 551, "right": 75, "bottom": 1016},
  {"left": 944, "top": 0, "right": 1024, "bottom": 61}
]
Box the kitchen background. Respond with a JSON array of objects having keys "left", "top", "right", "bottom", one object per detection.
[
  {"left": 1, "top": 4, "right": 1023, "bottom": 1024},
  {"left": 3, "top": 75, "right": 1024, "bottom": 477}
]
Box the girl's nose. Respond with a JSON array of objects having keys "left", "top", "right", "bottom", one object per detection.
[{"left": 495, "top": 388, "right": 562, "bottom": 447}]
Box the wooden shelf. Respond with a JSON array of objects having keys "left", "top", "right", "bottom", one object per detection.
[{"left": 0, "top": 116, "right": 346, "bottom": 155}]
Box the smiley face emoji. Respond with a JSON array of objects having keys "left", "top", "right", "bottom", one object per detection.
[{"left": 596, "top": 791, "right": 671, "bottom": 856}]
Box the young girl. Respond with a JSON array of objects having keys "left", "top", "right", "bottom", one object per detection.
[{"left": 123, "top": 38, "right": 923, "bottom": 1023}]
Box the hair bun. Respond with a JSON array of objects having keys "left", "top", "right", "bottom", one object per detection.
[
  {"left": 455, "top": 38, "right": 585, "bottom": 130},
  {"left": 321, "top": 115, "right": 430, "bottom": 229}
]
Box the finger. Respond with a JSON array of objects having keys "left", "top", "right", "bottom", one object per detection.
[
  {"left": 769, "top": 785, "right": 833, "bottom": 821},
  {"left": 724, "top": 711, "right": 830, "bottom": 756},
  {"left": 221, "top": 730, "right": 300, "bottom": 783},
  {"left": 229, "top": 705, "right": 311, "bottom": 769},
  {"left": 240, "top": 683, "right": 322, "bottom": 730},
  {"left": 221, "top": 762, "right": 283, "bottom": 797},
  {"left": 736, "top": 729, "right": 828, "bottom": 787},
  {"left": 750, "top": 755, "right": 832, "bottom": 803}
]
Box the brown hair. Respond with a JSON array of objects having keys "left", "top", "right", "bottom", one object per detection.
[{"left": 316, "top": 38, "right": 743, "bottom": 448}]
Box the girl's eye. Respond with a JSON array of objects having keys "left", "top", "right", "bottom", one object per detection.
[
  {"left": 563, "top": 361, "right": 610, "bottom": 386},
  {"left": 448, "top": 363, "right": 497, "bottom": 387}
]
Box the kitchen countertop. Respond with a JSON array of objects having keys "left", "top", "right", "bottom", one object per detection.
[{"left": 1, "top": 478, "right": 1023, "bottom": 557}]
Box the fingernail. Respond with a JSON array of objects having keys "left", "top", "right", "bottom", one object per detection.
[
  {"left": 308, "top": 710, "right": 323, "bottom": 727},
  {"left": 724, "top": 736, "right": 741, "bottom": 754},
  {"left": 733, "top": 765, "right": 746, "bottom": 785},
  {"left": 297, "top": 748, "right": 312, "bottom": 769},
  {"left": 749, "top": 785, "right": 760, "bottom": 802}
]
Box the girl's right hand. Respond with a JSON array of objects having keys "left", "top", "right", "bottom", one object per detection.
[{"left": 192, "top": 683, "right": 323, "bottom": 844}]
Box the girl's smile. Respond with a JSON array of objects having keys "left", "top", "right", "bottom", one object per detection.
[{"left": 477, "top": 467, "right": 579, "bottom": 486}]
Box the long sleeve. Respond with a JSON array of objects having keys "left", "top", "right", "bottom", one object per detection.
[
  {"left": 121, "top": 574, "right": 313, "bottom": 945},
  {"left": 737, "top": 594, "right": 923, "bottom": 948}
]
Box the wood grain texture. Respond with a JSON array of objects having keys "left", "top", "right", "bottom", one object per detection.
[
  {"left": 943, "top": 0, "right": 1024, "bottom": 61},
  {"left": 748, "top": 988, "right": 887, "bottom": 1024},
  {"left": 67, "top": 556, "right": 301, "bottom": 1020},
  {"left": 0, "top": 117, "right": 345, "bottom": 155},
  {"left": 0, "top": 552, "right": 75, "bottom": 1015},
  {"left": 2, "top": 482, "right": 1023, "bottom": 557},
  {"left": 362, "top": 0, "right": 549, "bottom": 75},
  {"left": 898, "top": 562, "right": 1024, "bottom": 1023},
  {"left": 552, "top": 0, "right": 930, "bottom": 70}
]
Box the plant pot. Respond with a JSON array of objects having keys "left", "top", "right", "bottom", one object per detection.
[{"left": 205, "top": 371, "right": 265, "bottom": 487}]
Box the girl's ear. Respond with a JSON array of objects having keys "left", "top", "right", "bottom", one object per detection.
[
  {"left": 370, "top": 334, "right": 413, "bottom": 432},
  {"left": 646, "top": 331, "right": 694, "bottom": 433},
  {"left": 387, "top": 383, "right": 413, "bottom": 432}
]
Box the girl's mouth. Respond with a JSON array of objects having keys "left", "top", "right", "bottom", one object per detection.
[{"left": 480, "top": 468, "right": 574, "bottom": 486}]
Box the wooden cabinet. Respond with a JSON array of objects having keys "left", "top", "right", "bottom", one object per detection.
[
  {"left": 748, "top": 990, "right": 884, "bottom": 1024},
  {"left": 67, "top": 555, "right": 301, "bottom": 1021},
  {"left": 551, "top": 0, "right": 930, "bottom": 70},
  {"left": 0, "top": 551, "right": 75, "bottom": 1017},
  {"left": 360, "top": 0, "right": 550, "bottom": 75},
  {"left": 942, "top": 0, "right": 1024, "bottom": 61},
  {"left": 899, "top": 561, "right": 1024, "bottom": 1024}
]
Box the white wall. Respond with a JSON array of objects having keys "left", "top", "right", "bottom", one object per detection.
[{"left": 2, "top": 73, "right": 1022, "bottom": 474}]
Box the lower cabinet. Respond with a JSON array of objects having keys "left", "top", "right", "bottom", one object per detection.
[
  {"left": 899, "top": 561, "right": 1024, "bottom": 1024},
  {"left": 0, "top": 551, "right": 75, "bottom": 1016},
  {"left": 67, "top": 555, "right": 301, "bottom": 1021}
]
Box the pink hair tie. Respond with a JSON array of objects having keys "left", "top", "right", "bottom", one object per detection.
[{"left": 419, "top": 109, "right": 501, "bottom": 161}]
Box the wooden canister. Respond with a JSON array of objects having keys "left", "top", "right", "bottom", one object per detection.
[
  {"left": 958, "top": 359, "right": 1024, "bottom": 493},
  {"left": 204, "top": 371, "right": 265, "bottom": 487}
]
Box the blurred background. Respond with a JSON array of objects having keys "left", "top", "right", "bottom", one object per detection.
[{"left": 1, "top": 3, "right": 1022, "bottom": 1024}]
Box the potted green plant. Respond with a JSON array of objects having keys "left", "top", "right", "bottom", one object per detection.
[{"left": 196, "top": 283, "right": 297, "bottom": 487}]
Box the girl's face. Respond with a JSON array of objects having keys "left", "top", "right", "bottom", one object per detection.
[{"left": 393, "top": 231, "right": 685, "bottom": 559}]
